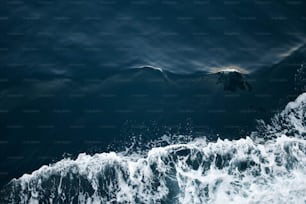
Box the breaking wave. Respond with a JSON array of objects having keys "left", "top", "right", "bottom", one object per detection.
[{"left": 1, "top": 93, "right": 306, "bottom": 204}]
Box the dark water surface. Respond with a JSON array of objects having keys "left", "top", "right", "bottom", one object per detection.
[{"left": 1, "top": 0, "right": 306, "bottom": 202}]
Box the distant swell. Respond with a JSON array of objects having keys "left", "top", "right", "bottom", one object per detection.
[{"left": 1, "top": 93, "right": 306, "bottom": 204}]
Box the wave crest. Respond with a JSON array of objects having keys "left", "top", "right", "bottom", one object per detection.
[{"left": 1, "top": 93, "right": 306, "bottom": 204}]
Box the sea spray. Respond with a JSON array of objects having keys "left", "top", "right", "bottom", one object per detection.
[{"left": 1, "top": 93, "right": 306, "bottom": 204}]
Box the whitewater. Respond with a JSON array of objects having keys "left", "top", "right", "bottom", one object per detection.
[{"left": 1, "top": 93, "right": 306, "bottom": 204}]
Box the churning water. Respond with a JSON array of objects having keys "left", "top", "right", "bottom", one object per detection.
[{"left": 1, "top": 93, "right": 306, "bottom": 204}]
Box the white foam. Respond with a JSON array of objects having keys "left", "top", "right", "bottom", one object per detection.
[
  {"left": 2, "top": 93, "right": 306, "bottom": 204},
  {"left": 257, "top": 92, "right": 306, "bottom": 139}
]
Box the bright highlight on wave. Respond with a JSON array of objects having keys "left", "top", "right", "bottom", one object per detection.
[
  {"left": 1, "top": 93, "right": 306, "bottom": 204},
  {"left": 209, "top": 66, "right": 250, "bottom": 74}
]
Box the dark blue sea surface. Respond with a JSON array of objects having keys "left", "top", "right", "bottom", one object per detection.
[
  {"left": 1, "top": 92, "right": 306, "bottom": 203},
  {"left": 0, "top": 0, "right": 306, "bottom": 203}
]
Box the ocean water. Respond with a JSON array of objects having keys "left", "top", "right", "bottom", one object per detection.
[
  {"left": 1, "top": 0, "right": 306, "bottom": 203},
  {"left": 1, "top": 92, "right": 305, "bottom": 203}
]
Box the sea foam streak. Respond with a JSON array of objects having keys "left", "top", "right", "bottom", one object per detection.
[{"left": 1, "top": 94, "right": 306, "bottom": 204}]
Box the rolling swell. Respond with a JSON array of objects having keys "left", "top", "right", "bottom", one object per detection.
[{"left": 1, "top": 93, "right": 306, "bottom": 204}]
